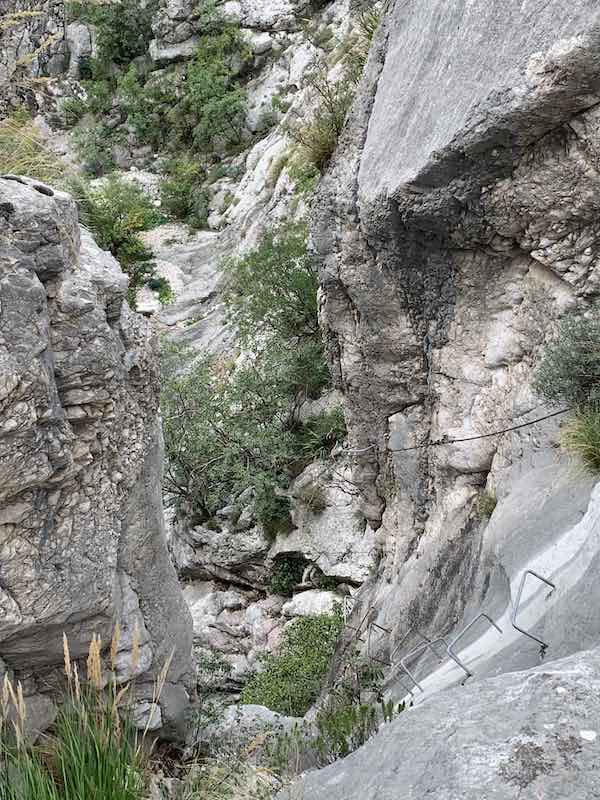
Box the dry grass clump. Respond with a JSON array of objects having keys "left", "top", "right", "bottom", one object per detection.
[
  {"left": 562, "top": 407, "right": 600, "bottom": 474},
  {"left": 0, "top": 112, "right": 66, "bottom": 185},
  {"left": 0, "top": 626, "right": 173, "bottom": 800}
]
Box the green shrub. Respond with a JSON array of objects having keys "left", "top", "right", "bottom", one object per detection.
[
  {"left": 159, "top": 155, "right": 209, "bottom": 228},
  {"left": 562, "top": 407, "right": 600, "bottom": 474},
  {"left": 269, "top": 556, "right": 308, "bottom": 595},
  {"left": 72, "top": 124, "right": 116, "bottom": 176},
  {"left": 240, "top": 610, "right": 344, "bottom": 715},
  {"left": 294, "top": 408, "right": 347, "bottom": 459},
  {"left": 0, "top": 635, "right": 151, "bottom": 800},
  {"left": 534, "top": 310, "right": 600, "bottom": 407},
  {"left": 254, "top": 487, "right": 293, "bottom": 540},
  {"left": 69, "top": 175, "right": 167, "bottom": 306},
  {"left": 224, "top": 222, "right": 319, "bottom": 344},
  {"left": 173, "top": 27, "right": 248, "bottom": 153},
  {"left": 287, "top": 68, "right": 354, "bottom": 172},
  {"left": 477, "top": 491, "right": 497, "bottom": 519},
  {"left": 68, "top": 0, "right": 158, "bottom": 67},
  {"left": 0, "top": 112, "right": 65, "bottom": 184}
]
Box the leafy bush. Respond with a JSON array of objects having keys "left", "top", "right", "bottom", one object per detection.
[
  {"left": 224, "top": 222, "right": 319, "bottom": 343},
  {"left": 69, "top": 175, "right": 169, "bottom": 306},
  {"left": 562, "top": 407, "right": 600, "bottom": 474},
  {"left": 294, "top": 408, "right": 347, "bottom": 459},
  {"left": 0, "top": 112, "right": 65, "bottom": 184},
  {"left": 534, "top": 310, "right": 600, "bottom": 407},
  {"left": 178, "top": 28, "right": 248, "bottom": 153},
  {"left": 161, "top": 225, "right": 333, "bottom": 523},
  {"left": 68, "top": 0, "right": 158, "bottom": 67},
  {"left": 72, "top": 124, "right": 116, "bottom": 176},
  {"left": 240, "top": 610, "right": 344, "bottom": 715},
  {"left": 159, "top": 155, "right": 209, "bottom": 228},
  {"left": 269, "top": 556, "right": 308, "bottom": 596},
  {"left": 287, "top": 68, "right": 354, "bottom": 172}
]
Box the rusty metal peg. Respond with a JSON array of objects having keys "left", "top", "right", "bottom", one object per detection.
[
  {"left": 447, "top": 613, "right": 503, "bottom": 682},
  {"left": 511, "top": 569, "right": 556, "bottom": 658}
]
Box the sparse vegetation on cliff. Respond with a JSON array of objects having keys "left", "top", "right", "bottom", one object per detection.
[
  {"left": 535, "top": 308, "right": 600, "bottom": 472},
  {"left": 161, "top": 224, "right": 345, "bottom": 527}
]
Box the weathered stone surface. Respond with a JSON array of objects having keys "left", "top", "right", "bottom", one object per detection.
[
  {"left": 270, "top": 460, "right": 377, "bottom": 583},
  {"left": 282, "top": 589, "right": 338, "bottom": 618},
  {"left": 279, "top": 647, "right": 600, "bottom": 799},
  {"left": 0, "top": 177, "right": 193, "bottom": 737},
  {"left": 313, "top": 0, "right": 600, "bottom": 697},
  {"left": 65, "top": 21, "right": 96, "bottom": 79}
]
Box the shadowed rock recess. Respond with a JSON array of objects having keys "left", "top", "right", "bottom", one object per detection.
[
  {"left": 0, "top": 177, "right": 193, "bottom": 737},
  {"left": 279, "top": 0, "right": 600, "bottom": 796}
]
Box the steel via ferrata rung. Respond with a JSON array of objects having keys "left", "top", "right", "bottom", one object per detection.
[{"left": 511, "top": 569, "right": 556, "bottom": 657}]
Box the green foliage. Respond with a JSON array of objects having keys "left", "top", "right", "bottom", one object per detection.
[
  {"left": 477, "top": 491, "right": 497, "bottom": 519},
  {"left": 0, "top": 112, "right": 65, "bottom": 184},
  {"left": 179, "top": 28, "right": 248, "bottom": 152},
  {"left": 287, "top": 67, "right": 354, "bottom": 172},
  {"left": 224, "top": 222, "right": 319, "bottom": 343},
  {"left": 72, "top": 124, "right": 116, "bottom": 176},
  {"left": 240, "top": 610, "right": 344, "bottom": 715},
  {"left": 161, "top": 225, "right": 334, "bottom": 524},
  {"left": 68, "top": 0, "right": 158, "bottom": 67},
  {"left": 68, "top": 175, "right": 169, "bottom": 306},
  {"left": 159, "top": 155, "right": 209, "bottom": 228},
  {"left": 562, "top": 407, "right": 600, "bottom": 474},
  {"left": 294, "top": 408, "right": 347, "bottom": 459},
  {"left": 534, "top": 310, "right": 600, "bottom": 408},
  {"left": 269, "top": 556, "right": 308, "bottom": 596},
  {"left": 0, "top": 684, "right": 146, "bottom": 800}
]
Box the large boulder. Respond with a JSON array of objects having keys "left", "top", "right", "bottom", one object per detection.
[
  {"left": 0, "top": 176, "right": 193, "bottom": 737},
  {"left": 278, "top": 647, "right": 600, "bottom": 799}
]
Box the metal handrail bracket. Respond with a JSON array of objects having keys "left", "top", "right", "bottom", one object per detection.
[
  {"left": 511, "top": 569, "right": 555, "bottom": 657},
  {"left": 447, "top": 613, "right": 503, "bottom": 682}
]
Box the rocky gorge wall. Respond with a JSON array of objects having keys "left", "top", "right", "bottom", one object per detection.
[
  {"left": 279, "top": 0, "right": 600, "bottom": 794},
  {"left": 0, "top": 175, "right": 193, "bottom": 737}
]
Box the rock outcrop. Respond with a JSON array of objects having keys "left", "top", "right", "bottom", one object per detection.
[
  {"left": 313, "top": 0, "right": 600, "bottom": 683},
  {"left": 279, "top": 647, "right": 600, "bottom": 799},
  {"left": 0, "top": 176, "right": 193, "bottom": 737}
]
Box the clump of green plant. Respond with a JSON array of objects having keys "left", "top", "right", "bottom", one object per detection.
[
  {"left": 267, "top": 645, "right": 404, "bottom": 774},
  {"left": 162, "top": 224, "right": 334, "bottom": 524},
  {"left": 240, "top": 609, "right": 344, "bottom": 716},
  {"left": 224, "top": 222, "right": 319, "bottom": 343},
  {"left": 68, "top": 175, "right": 169, "bottom": 306},
  {"left": 477, "top": 491, "right": 497, "bottom": 519},
  {"left": 67, "top": 0, "right": 159, "bottom": 68},
  {"left": 561, "top": 407, "right": 600, "bottom": 474},
  {"left": 287, "top": 67, "right": 355, "bottom": 172},
  {"left": 534, "top": 308, "right": 600, "bottom": 472},
  {"left": 0, "top": 111, "right": 65, "bottom": 184},
  {"left": 160, "top": 155, "right": 210, "bottom": 228},
  {"left": 0, "top": 630, "right": 170, "bottom": 800},
  {"left": 72, "top": 124, "right": 116, "bottom": 176},
  {"left": 534, "top": 311, "right": 600, "bottom": 407},
  {"left": 294, "top": 408, "right": 347, "bottom": 460},
  {"left": 269, "top": 556, "right": 308, "bottom": 596}
]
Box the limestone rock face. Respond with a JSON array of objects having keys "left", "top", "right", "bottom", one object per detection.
[
  {"left": 0, "top": 0, "right": 67, "bottom": 113},
  {"left": 0, "top": 176, "right": 193, "bottom": 737},
  {"left": 279, "top": 647, "right": 600, "bottom": 799},
  {"left": 312, "top": 0, "right": 600, "bottom": 691}
]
